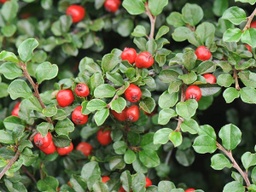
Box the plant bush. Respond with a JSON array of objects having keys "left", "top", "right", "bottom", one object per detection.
[{"left": 0, "top": 0, "right": 256, "bottom": 191}]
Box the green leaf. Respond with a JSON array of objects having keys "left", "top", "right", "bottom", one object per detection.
[
  {"left": 193, "top": 135, "right": 217, "bottom": 154},
  {"left": 117, "top": 18, "right": 134, "bottom": 37},
  {"left": 211, "top": 153, "right": 232, "bottom": 170},
  {"left": 110, "top": 97, "right": 126, "bottom": 113},
  {"left": 7, "top": 79, "right": 33, "bottom": 100},
  {"left": 4, "top": 179, "right": 27, "bottom": 192},
  {"left": 79, "top": 57, "right": 102, "bottom": 74},
  {"left": 122, "top": 0, "right": 145, "bottom": 15},
  {"left": 139, "top": 149, "right": 160, "bottom": 168},
  {"left": 0, "top": 130, "right": 14, "bottom": 144},
  {"left": 217, "top": 73, "right": 234, "bottom": 87},
  {"left": 124, "top": 149, "right": 137, "bottom": 164},
  {"left": 241, "top": 152, "right": 256, "bottom": 170},
  {"left": 223, "top": 181, "right": 245, "bottom": 192},
  {"left": 223, "top": 28, "right": 243, "bottom": 42},
  {"left": 81, "top": 161, "right": 101, "bottom": 190},
  {"left": 222, "top": 6, "right": 247, "bottom": 25},
  {"left": 181, "top": 3, "right": 203, "bottom": 26},
  {"left": 35, "top": 62, "right": 58, "bottom": 84},
  {"left": 169, "top": 130, "right": 182, "bottom": 147},
  {"left": 172, "top": 27, "right": 192, "bottom": 42},
  {"left": 213, "top": 0, "right": 229, "bottom": 16},
  {"left": 195, "top": 61, "right": 216, "bottom": 74},
  {"left": 219, "top": 124, "right": 242, "bottom": 150},
  {"left": 36, "top": 122, "right": 54, "bottom": 137},
  {"left": 176, "top": 99, "right": 198, "bottom": 119},
  {"left": 94, "top": 84, "right": 116, "bottom": 98},
  {"left": 109, "top": 156, "right": 125, "bottom": 171},
  {"left": 158, "top": 91, "right": 179, "bottom": 109},
  {"left": 102, "top": 50, "right": 121, "bottom": 72},
  {"left": 94, "top": 108, "right": 109, "bottom": 126},
  {"left": 178, "top": 71, "right": 197, "bottom": 85},
  {"left": 139, "top": 97, "right": 156, "bottom": 114},
  {"left": 106, "top": 72, "right": 124, "bottom": 86},
  {"left": 235, "top": 0, "right": 256, "bottom": 4},
  {"left": 120, "top": 171, "right": 132, "bottom": 192},
  {"left": 180, "top": 118, "right": 199, "bottom": 134},
  {"left": 42, "top": 104, "right": 57, "bottom": 117},
  {"left": 240, "top": 87, "right": 256, "bottom": 104},
  {"left": 198, "top": 124, "right": 216, "bottom": 139},
  {"left": 131, "top": 172, "right": 146, "bottom": 192},
  {"left": 132, "top": 25, "right": 147, "bottom": 37},
  {"left": 148, "top": 0, "right": 168, "bottom": 16},
  {"left": 18, "top": 38, "right": 39, "bottom": 62},
  {"left": 113, "top": 141, "right": 127, "bottom": 155},
  {"left": 223, "top": 87, "right": 240, "bottom": 103},
  {"left": 158, "top": 181, "right": 176, "bottom": 191},
  {"left": 153, "top": 128, "right": 172, "bottom": 145},
  {"left": 0, "top": 51, "right": 19, "bottom": 63},
  {"left": 55, "top": 118, "right": 75, "bottom": 136},
  {"left": 0, "top": 62, "right": 23, "bottom": 80},
  {"left": 155, "top": 25, "right": 169, "bottom": 40},
  {"left": 195, "top": 22, "right": 216, "bottom": 45},
  {"left": 1, "top": 24, "right": 16, "bottom": 37},
  {"left": 37, "top": 176, "right": 59, "bottom": 192},
  {"left": 241, "top": 28, "right": 256, "bottom": 48},
  {"left": 87, "top": 99, "right": 107, "bottom": 112},
  {"left": 0, "top": 83, "right": 8, "bottom": 98},
  {"left": 182, "top": 48, "right": 197, "bottom": 71},
  {"left": 1, "top": 1, "right": 18, "bottom": 22},
  {"left": 158, "top": 108, "right": 177, "bottom": 125},
  {"left": 3, "top": 116, "right": 25, "bottom": 131},
  {"left": 166, "top": 12, "right": 185, "bottom": 27}
]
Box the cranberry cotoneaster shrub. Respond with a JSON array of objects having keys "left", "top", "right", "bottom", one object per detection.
[{"left": 0, "top": 0, "right": 256, "bottom": 191}]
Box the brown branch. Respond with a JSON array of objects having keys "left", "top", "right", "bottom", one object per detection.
[
  {"left": 217, "top": 142, "right": 251, "bottom": 188},
  {"left": 243, "top": 7, "right": 256, "bottom": 31},
  {"left": 19, "top": 62, "right": 53, "bottom": 124},
  {"left": 233, "top": 69, "right": 240, "bottom": 91},
  {"left": 145, "top": 2, "right": 156, "bottom": 39},
  {"left": 0, "top": 149, "right": 21, "bottom": 180}
]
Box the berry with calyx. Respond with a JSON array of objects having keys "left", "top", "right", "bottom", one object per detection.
[
  {"left": 75, "top": 83, "right": 90, "bottom": 97},
  {"left": 56, "top": 89, "right": 74, "bottom": 107},
  {"left": 34, "top": 132, "right": 53, "bottom": 149},
  {"left": 185, "top": 85, "right": 202, "bottom": 101},
  {"left": 135, "top": 51, "right": 154, "bottom": 68},
  {"left": 71, "top": 105, "right": 88, "bottom": 125},
  {"left": 124, "top": 84, "right": 142, "bottom": 103},
  {"left": 40, "top": 141, "right": 56, "bottom": 155},
  {"left": 111, "top": 109, "right": 127, "bottom": 121},
  {"left": 126, "top": 105, "right": 140, "bottom": 122},
  {"left": 76, "top": 142, "right": 93, "bottom": 156},
  {"left": 195, "top": 46, "right": 212, "bottom": 61},
  {"left": 11, "top": 102, "right": 21, "bottom": 117},
  {"left": 56, "top": 142, "right": 74, "bottom": 156},
  {"left": 121, "top": 47, "right": 137, "bottom": 64},
  {"left": 66, "top": 5, "right": 85, "bottom": 23},
  {"left": 203, "top": 73, "right": 216, "bottom": 84},
  {"left": 145, "top": 177, "right": 152, "bottom": 188},
  {"left": 97, "top": 128, "right": 112, "bottom": 146},
  {"left": 104, "top": 0, "right": 121, "bottom": 13},
  {"left": 101, "top": 176, "right": 110, "bottom": 183},
  {"left": 185, "top": 188, "right": 195, "bottom": 192}
]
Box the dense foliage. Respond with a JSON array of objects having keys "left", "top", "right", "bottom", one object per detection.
[{"left": 1, "top": 0, "right": 256, "bottom": 192}]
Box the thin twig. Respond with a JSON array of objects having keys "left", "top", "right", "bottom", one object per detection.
[
  {"left": 216, "top": 142, "right": 251, "bottom": 188},
  {"left": 145, "top": 2, "right": 156, "bottom": 39},
  {"left": 233, "top": 68, "right": 240, "bottom": 91},
  {"left": 243, "top": 7, "right": 256, "bottom": 31}
]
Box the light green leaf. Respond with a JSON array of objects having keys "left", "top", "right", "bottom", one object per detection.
[
  {"left": 223, "top": 87, "right": 240, "bottom": 103},
  {"left": 211, "top": 153, "right": 232, "bottom": 170},
  {"left": 222, "top": 6, "right": 247, "bottom": 25},
  {"left": 94, "top": 108, "right": 109, "bottom": 126},
  {"left": 223, "top": 28, "right": 243, "bottom": 42},
  {"left": 176, "top": 99, "right": 198, "bottom": 119},
  {"left": 7, "top": 79, "right": 33, "bottom": 100},
  {"left": 0, "top": 62, "right": 23, "bottom": 80},
  {"left": 223, "top": 181, "right": 245, "bottom": 192},
  {"left": 94, "top": 84, "right": 116, "bottom": 98},
  {"left": 193, "top": 135, "right": 217, "bottom": 154},
  {"left": 148, "top": 0, "right": 168, "bottom": 16},
  {"left": 219, "top": 124, "right": 242, "bottom": 150},
  {"left": 122, "top": 0, "right": 145, "bottom": 15},
  {"left": 18, "top": 38, "right": 39, "bottom": 62},
  {"left": 241, "top": 152, "right": 256, "bottom": 170},
  {"left": 153, "top": 128, "right": 172, "bottom": 145},
  {"left": 35, "top": 62, "right": 58, "bottom": 84},
  {"left": 169, "top": 130, "right": 182, "bottom": 147},
  {"left": 181, "top": 3, "right": 203, "bottom": 26},
  {"left": 0, "top": 51, "right": 19, "bottom": 63}
]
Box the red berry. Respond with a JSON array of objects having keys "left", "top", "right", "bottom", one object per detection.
[
  {"left": 251, "top": 21, "right": 256, "bottom": 28},
  {"left": 111, "top": 109, "right": 127, "bottom": 121},
  {"left": 76, "top": 142, "right": 93, "bottom": 156},
  {"left": 56, "top": 89, "right": 74, "bottom": 107},
  {"left": 34, "top": 132, "right": 53, "bottom": 149},
  {"left": 124, "top": 84, "right": 142, "bottom": 103},
  {"left": 104, "top": 0, "right": 121, "bottom": 13},
  {"left": 121, "top": 47, "right": 137, "bottom": 64},
  {"left": 185, "top": 85, "right": 202, "bottom": 101},
  {"left": 75, "top": 83, "right": 90, "bottom": 97},
  {"left": 71, "top": 105, "right": 88, "bottom": 125},
  {"left": 40, "top": 141, "right": 56, "bottom": 155},
  {"left": 125, "top": 105, "right": 140, "bottom": 122},
  {"left": 185, "top": 188, "right": 195, "bottom": 192},
  {"left": 11, "top": 102, "right": 21, "bottom": 117},
  {"left": 145, "top": 177, "right": 152, "bottom": 188},
  {"left": 97, "top": 128, "right": 112, "bottom": 146},
  {"left": 66, "top": 5, "right": 85, "bottom": 23},
  {"left": 195, "top": 46, "right": 212, "bottom": 61},
  {"left": 118, "top": 186, "right": 126, "bottom": 192},
  {"left": 101, "top": 176, "right": 110, "bottom": 183},
  {"left": 135, "top": 51, "right": 154, "bottom": 68},
  {"left": 56, "top": 142, "right": 74, "bottom": 156},
  {"left": 0, "top": 0, "right": 7, "bottom": 3},
  {"left": 203, "top": 73, "right": 216, "bottom": 84},
  {"left": 245, "top": 44, "right": 252, "bottom": 52}
]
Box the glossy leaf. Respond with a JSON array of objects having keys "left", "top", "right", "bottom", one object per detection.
[
  {"left": 158, "top": 108, "right": 177, "bottom": 125},
  {"left": 223, "top": 181, "right": 245, "bottom": 192},
  {"left": 241, "top": 28, "right": 256, "bottom": 48},
  {"left": 94, "top": 84, "right": 116, "bottom": 98},
  {"left": 94, "top": 108, "right": 109, "bottom": 126},
  {"left": 176, "top": 99, "right": 198, "bottom": 120},
  {"left": 153, "top": 128, "right": 172, "bottom": 145},
  {"left": 7, "top": 79, "right": 33, "bottom": 100},
  {"left": 241, "top": 152, "right": 256, "bottom": 170},
  {"left": 124, "top": 149, "right": 137, "bottom": 164},
  {"left": 0, "top": 51, "right": 19, "bottom": 63},
  {"left": 181, "top": 3, "right": 203, "bottom": 26},
  {"left": 122, "top": 0, "right": 145, "bottom": 15},
  {"left": 180, "top": 118, "right": 199, "bottom": 134},
  {"left": 193, "top": 135, "right": 217, "bottom": 154},
  {"left": 37, "top": 176, "right": 59, "bottom": 192},
  {"left": 169, "top": 130, "right": 182, "bottom": 147},
  {"left": 81, "top": 161, "right": 101, "bottom": 190},
  {"left": 148, "top": 0, "right": 168, "bottom": 16},
  {"left": 222, "top": 6, "right": 247, "bottom": 25},
  {"left": 166, "top": 12, "right": 185, "bottom": 27},
  {"left": 219, "top": 124, "right": 242, "bottom": 150},
  {"left": 35, "top": 62, "right": 58, "bottom": 84},
  {"left": 211, "top": 153, "right": 232, "bottom": 170},
  {"left": 234, "top": 0, "right": 256, "bottom": 4},
  {"left": 87, "top": 99, "right": 107, "bottom": 112},
  {"left": 139, "top": 149, "right": 160, "bottom": 168},
  {"left": 223, "top": 87, "right": 240, "bottom": 103},
  {"left": 55, "top": 118, "right": 75, "bottom": 136},
  {"left": 18, "top": 38, "right": 39, "bottom": 62},
  {"left": 223, "top": 28, "right": 243, "bottom": 42},
  {"left": 240, "top": 87, "right": 256, "bottom": 104}
]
